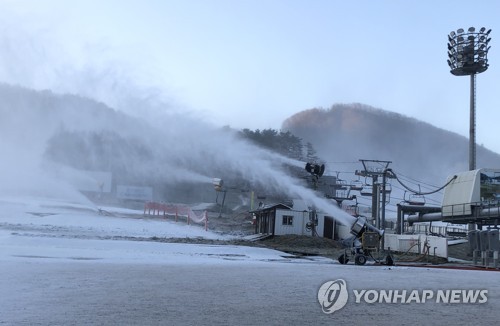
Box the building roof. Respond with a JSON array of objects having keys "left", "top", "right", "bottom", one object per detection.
[{"left": 250, "top": 203, "right": 291, "bottom": 213}]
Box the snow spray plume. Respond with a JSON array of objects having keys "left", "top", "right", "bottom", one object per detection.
[
  {"left": 101, "top": 90, "right": 356, "bottom": 225},
  {"left": 0, "top": 83, "right": 355, "bottom": 225},
  {"left": 0, "top": 27, "right": 355, "bottom": 225}
]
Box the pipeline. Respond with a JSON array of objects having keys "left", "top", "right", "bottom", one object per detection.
[
  {"left": 407, "top": 212, "right": 443, "bottom": 224},
  {"left": 407, "top": 206, "right": 500, "bottom": 225}
]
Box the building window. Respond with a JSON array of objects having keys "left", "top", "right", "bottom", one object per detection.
[{"left": 282, "top": 215, "right": 293, "bottom": 226}]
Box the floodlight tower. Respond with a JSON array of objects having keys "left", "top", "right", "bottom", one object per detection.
[{"left": 447, "top": 27, "right": 491, "bottom": 170}]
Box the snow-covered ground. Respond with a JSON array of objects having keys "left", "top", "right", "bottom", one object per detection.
[
  {"left": 0, "top": 198, "right": 229, "bottom": 240},
  {"left": 1, "top": 196, "right": 499, "bottom": 325}
]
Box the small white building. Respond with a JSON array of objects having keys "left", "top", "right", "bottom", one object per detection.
[{"left": 252, "top": 200, "right": 349, "bottom": 240}]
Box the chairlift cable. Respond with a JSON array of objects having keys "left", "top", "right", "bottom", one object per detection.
[
  {"left": 395, "top": 171, "right": 446, "bottom": 190},
  {"left": 388, "top": 169, "right": 457, "bottom": 195}
]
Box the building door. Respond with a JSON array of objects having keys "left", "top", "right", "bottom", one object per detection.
[{"left": 323, "top": 216, "right": 334, "bottom": 239}]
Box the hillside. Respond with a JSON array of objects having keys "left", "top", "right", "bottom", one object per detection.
[
  {"left": 4, "top": 83, "right": 499, "bottom": 214},
  {"left": 0, "top": 84, "right": 312, "bottom": 208},
  {"left": 282, "top": 103, "right": 500, "bottom": 186}
]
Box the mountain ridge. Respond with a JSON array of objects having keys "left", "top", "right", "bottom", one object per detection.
[
  {"left": 282, "top": 103, "right": 500, "bottom": 185},
  {"left": 2, "top": 83, "right": 499, "bottom": 207}
]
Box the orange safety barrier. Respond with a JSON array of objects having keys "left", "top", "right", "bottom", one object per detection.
[{"left": 144, "top": 201, "right": 208, "bottom": 231}]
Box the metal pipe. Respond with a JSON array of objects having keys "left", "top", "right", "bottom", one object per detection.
[
  {"left": 407, "top": 212, "right": 443, "bottom": 224},
  {"left": 407, "top": 206, "right": 500, "bottom": 224}
]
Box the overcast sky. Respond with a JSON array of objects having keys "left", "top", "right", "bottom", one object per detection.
[{"left": 1, "top": 0, "right": 499, "bottom": 152}]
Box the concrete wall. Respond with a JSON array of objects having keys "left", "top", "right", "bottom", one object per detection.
[{"left": 384, "top": 234, "right": 448, "bottom": 258}]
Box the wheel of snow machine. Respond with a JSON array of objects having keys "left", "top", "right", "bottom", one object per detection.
[
  {"left": 338, "top": 254, "right": 349, "bottom": 265},
  {"left": 354, "top": 254, "right": 367, "bottom": 265},
  {"left": 385, "top": 254, "right": 394, "bottom": 266}
]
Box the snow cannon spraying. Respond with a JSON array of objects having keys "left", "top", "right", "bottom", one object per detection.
[
  {"left": 350, "top": 216, "right": 384, "bottom": 238},
  {"left": 338, "top": 216, "right": 392, "bottom": 266}
]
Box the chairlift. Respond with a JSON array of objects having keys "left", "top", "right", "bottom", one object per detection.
[
  {"left": 350, "top": 180, "right": 364, "bottom": 191},
  {"left": 337, "top": 179, "right": 349, "bottom": 190},
  {"left": 360, "top": 184, "right": 373, "bottom": 196},
  {"left": 336, "top": 189, "right": 348, "bottom": 198},
  {"left": 404, "top": 191, "right": 426, "bottom": 206},
  {"left": 409, "top": 194, "right": 426, "bottom": 205},
  {"left": 343, "top": 204, "right": 359, "bottom": 217}
]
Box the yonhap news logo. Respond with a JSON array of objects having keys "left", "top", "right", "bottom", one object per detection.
[
  {"left": 318, "top": 279, "right": 488, "bottom": 314},
  {"left": 317, "top": 279, "right": 349, "bottom": 314}
]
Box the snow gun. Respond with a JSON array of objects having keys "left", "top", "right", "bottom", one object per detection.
[{"left": 338, "top": 216, "right": 393, "bottom": 266}]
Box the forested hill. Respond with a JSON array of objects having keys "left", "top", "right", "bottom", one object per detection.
[{"left": 282, "top": 103, "right": 500, "bottom": 184}]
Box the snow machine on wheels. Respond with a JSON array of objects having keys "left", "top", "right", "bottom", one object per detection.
[{"left": 338, "top": 217, "right": 394, "bottom": 266}]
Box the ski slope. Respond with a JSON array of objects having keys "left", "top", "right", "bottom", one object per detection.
[{"left": 0, "top": 196, "right": 499, "bottom": 325}]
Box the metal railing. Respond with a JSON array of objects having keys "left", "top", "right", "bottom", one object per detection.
[
  {"left": 405, "top": 223, "right": 467, "bottom": 238},
  {"left": 442, "top": 200, "right": 500, "bottom": 222}
]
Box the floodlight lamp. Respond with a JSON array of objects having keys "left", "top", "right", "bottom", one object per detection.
[
  {"left": 447, "top": 44, "right": 452, "bottom": 51},
  {"left": 468, "top": 35, "right": 475, "bottom": 41},
  {"left": 468, "top": 27, "right": 475, "bottom": 32},
  {"left": 457, "top": 28, "right": 464, "bottom": 34},
  {"left": 447, "top": 59, "right": 452, "bottom": 67},
  {"left": 450, "top": 31, "right": 456, "bottom": 38},
  {"left": 457, "top": 36, "right": 464, "bottom": 43},
  {"left": 486, "top": 29, "right": 492, "bottom": 35},
  {"left": 480, "top": 27, "right": 486, "bottom": 33},
  {"left": 486, "top": 38, "right": 492, "bottom": 44}
]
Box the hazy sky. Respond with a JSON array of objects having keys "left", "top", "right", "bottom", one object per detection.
[{"left": 1, "top": 0, "right": 499, "bottom": 152}]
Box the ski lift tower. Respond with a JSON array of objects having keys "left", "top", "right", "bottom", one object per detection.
[
  {"left": 355, "top": 159, "right": 393, "bottom": 249},
  {"left": 447, "top": 27, "right": 491, "bottom": 170}
]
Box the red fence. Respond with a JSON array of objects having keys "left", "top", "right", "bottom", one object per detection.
[{"left": 143, "top": 202, "right": 208, "bottom": 231}]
